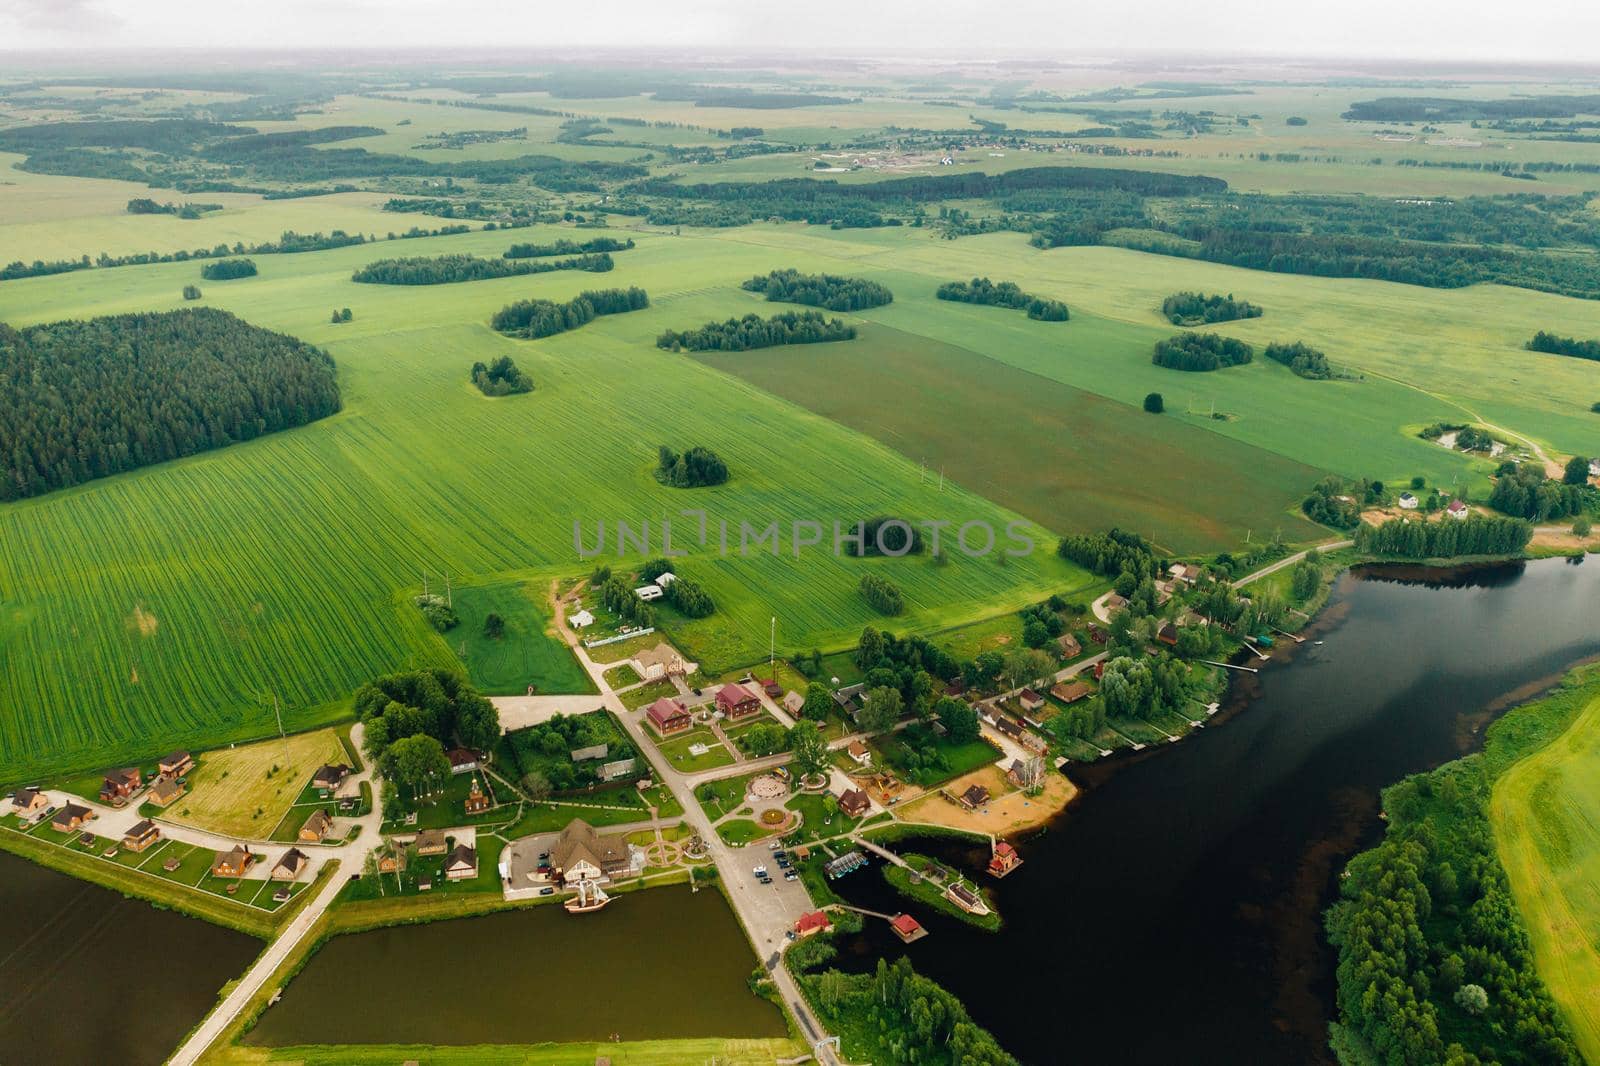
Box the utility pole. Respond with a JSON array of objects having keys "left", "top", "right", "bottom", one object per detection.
[
  {"left": 769, "top": 616, "right": 776, "bottom": 673},
  {"left": 445, "top": 570, "right": 452, "bottom": 608}
]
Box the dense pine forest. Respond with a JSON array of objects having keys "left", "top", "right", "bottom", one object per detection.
[{"left": 0, "top": 308, "right": 339, "bottom": 501}]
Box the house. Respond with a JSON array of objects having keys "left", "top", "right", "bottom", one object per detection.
[
  {"left": 158, "top": 751, "right": 194, "bottom": 777},
  {"left": 1051, "top": 680, "right": 1092, "bottom": 704},
  {"left": 1006, "top": 759, "right": 1028, "bottom": 788},
  {"left": 1154, "top": 581, "right": 1175, "bottom": 605},
  {"left": 570, "top": 743, "right": 609, "bottom": 762},
  {"left": 654, "top": 571, "right": 677, "bottom": 588},
  {"left": 212, "top": 845, "right": 251, "bottom": 879},
  {"left": 445, "top": 844, "right": 478, "bottom": 881},
  {"left": 550, "top": 818, "right": 633, "bottom": 884},
  {"left": 598, "top": 757, "right": 638, "bottom": 782},
  {"left": 845, "top": 740, "right": 872, "bottom": 767},
  {"left": 11, "top": 787, "right": 47, "bottom": 815},
  {"left": 646, "top": 697, "right": 692, "bottom": 736},
  {"left": 1398, "top": 492, "right": 1420, "bottom": 510},
  {"left": 53, "top": 803, "right": 92, "bottom": 832},
  {"left": 311, "top": 763, "right": 351, "bottom": 794},
  {"left": 832, "top": 683, "right": 866, "bottom": 717},
  {"left": 959, "top": 784, "right": 990, "bottom": 810},
  {"left": 634, "top": 584, "right": 664, "bottom": 601},
  {"left": 146, "top": 775, "right": 185, "bottom": 808},
  {"left": 890, "top": 913, "right": 927, "bottom": 943},
  {"left": 1056, "top": 633, "right": 1082, "bottom": 659},
  {"left": 122, "top": 819, "right": 160, "bottom": 853},
  {"left": 446, "top": 748, "right": 479, "bottom": 775},
  {"left": 272, "top": 847, "right": 309, "bottom": 881},
  {"left": 415, "top": 828, "right": 448, "bottom": 856},
  {"left": 1168, "top": 563, "right": 1201, "bottom": 584},
  {"left": 1094, "top": 660, "right": 1107, "bottom": 680},
  {"left": 1590, "top": 459, "right": 1600, "bottom": 479},
  {"left": 715, "top": 682, "right": 761, "bottom": 720},
  {"left": 794, "top": 910, "right": 832, "bottom": 938},
  {"left": 837, "top": 788, "right": 871, "bottom": 818},
  {"left": 993, "top": 715, "right": 1025, "bottom": 743},
  {"left": 632, "top": 643, "right": 685, "bottom": 681},
  {"left": 377, "top": 847, "right": 401, "bottom": 874},
  {"left": 1104, "top": 593, "right": 1128, "bottom": 613},
  {"left": 1086, "top": 623, "right": 1108, "bottom": 644},
  {"left": 782, "top": 690, "right": 806, "bottom": 717},
  {"left": 1157, "top": 622, "right": 1179, "bottom": 647},
  {"left": 988, "top": 841, "right": 1021, "bottom": 877},
  {"left": 299, "top": 809, "right": 333, "bottom": 843},
  {"left": 568, "top": 609, "right": 594, "bottom": 629},
  {"left": 464, "top": 778, "right": 490, "bottom": 814},
  {"left": 99, "top": 767, "right": 141, "bottom": 805},
  {"left": 1018, "top": 688, "right": 1045, "bottom": 713},
  {"left": 1447, "top": 499, "right": 1469, "bottom": 520}
]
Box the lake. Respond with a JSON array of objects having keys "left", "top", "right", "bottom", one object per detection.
[
  {"left": 0, "top": 848, "right": 262, "bottom": 1066},
  {"left": 826, "top": 555, "right": 1600, "bottom": 1065},
  {"left": 244, "top": 882, "right": 786, "bottom": 1046}
]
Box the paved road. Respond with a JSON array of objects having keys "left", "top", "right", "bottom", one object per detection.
[{"left": 1236, "top": 539, "right": 1354, "bottom": 586}]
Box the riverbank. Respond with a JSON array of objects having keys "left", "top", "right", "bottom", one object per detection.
[{"left": 883, "top": 853, "right": 1002, "bottom": 931}]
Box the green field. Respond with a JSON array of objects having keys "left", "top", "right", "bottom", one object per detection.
[
  {"left": 1492, "top": 688, "right": 1600, "bottom": 1061},
  {"left": 447, "top": 580, "right": 594, "bottom": 695}
]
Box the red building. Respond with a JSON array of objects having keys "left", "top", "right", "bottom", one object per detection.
[
  {"left": 988, "top": 841, "right": 1022, "bottom": 877},
  {"left": 794, "top": 911, "right": 832, "bottom": 938},
  {"left": 715, "top": 682, "right": 761, "bottom": 720},
  {"left": 646, "top": 697, "right": 691, "bottom": 736}
]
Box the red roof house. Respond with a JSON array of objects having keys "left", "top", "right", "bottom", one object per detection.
[
  {"left": 794, "top": 910, "right": 832, "bottom": 938},
  {"left": 646, "top": 697, "right": 691, "bottom": 736},
  {"left": 715, "top": 682, "right": 761, "bottom": 719}
]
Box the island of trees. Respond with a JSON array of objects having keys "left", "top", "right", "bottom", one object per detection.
[
  {"left": 656, "top": 445, "right": 729, "bottom": 487},
  {"left": 200, "top": 258, "right": 258, "bottom": 280},
  {"left": 352, "top": 252, "right": 613, "bottom": 285},
  {"left": 1354, "top": 514, "right": 1533, "bottom": 557},
  {"left": 640, "top": 558, "right": 715, "bottom": 617},
  {"left": 354, "top": 669, "right": 500, "bottom": 802},
  {"left": 503, "top": 236, "right": 633, "bottom": 259},
  {"left": 858, "top": 574, "right": 906, "bottom": 615},
  {"left": 1526, "top": 330, "right": 1600, "bottom": 362},
  {"left": 490, "top": 287, "right": 648, "bottom": 339},
  {"left": 470, "top": 356, "right": 534, "bottom": 396},
  {"left": 741, "top": 268, "right": 893, "bottom": 311},
  {"left": 655, "top": 310, "right": 856, "bottom": 352},
  {"left": 127, "top": 197, "right": 221, "bottom": 218},
  {"left": 1160, "top": 291, "right": 1262, "bottom": 325},
  {"left": 0, "top": 308, "right": 339, "bottom": 501},
  {"left": 1264, "top": 340, "right": 1332, "bottom": 379},
  {"left": 936, "top": 277, "right": 1069, "bottom": 321},
  {"left": 1152, "top": 332, "right": 1254, "bottom": 371}
]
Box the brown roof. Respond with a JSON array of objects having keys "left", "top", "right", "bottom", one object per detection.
[
  {"left": 213, "top": 845, "right": 249, "bottom": 872},
  {"left": 445, "top": 844, "right": 477, "bottom": 872},
  {"left": 160, "top": 750, "right": 191, "bottom": 767},
  {"left": 123, "top": 818, "right": 158, "bottom": 840},
  {"left": 1051, "top": 681, "right": 1092, "bottom": 704},
  {"left": 12, "top": 787, "right": 42, "bottom": 808},
  {"left": 302, "top": 809, "right": 333, "bottom": 836},
  {"left": 148, "top": 776, "right": 184, "bottom": 803},
  {"left": 446, "top": 748, "right": 478, "bottom": 768},
  {"left": 838, "top": 788, "right": 870, "bottom": 815},
  {"left": 415, "top": 828, "right": 447, "bottom": 852},
  {"left": 312, "top": 763, "right": 350, "bottom": 788},
  {"left": 551, "top": 818, "right": 630, "bottom": 873},
  {"left": 274, "top": 848, "right": 309, "bottom": 876},
  {"left": 846, "top": 740, "right": 870, "bottom": 759},
  {"left": 54, "top": 802, "right": 91, "bottom": 825},
  {"left": 960, "top": 784, "right": 991, "bottom": 807}
]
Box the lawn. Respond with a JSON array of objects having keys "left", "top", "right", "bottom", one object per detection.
[
  {"left": 654, "top": 728, "right": 735, "bottom": 773},
  {"left": 447, "top": 579, "right": 596, "bottom": 695},
  {"left": 385, "top": 771, "right": 513, "bottom": 832},
  {"left": 168, "top": 728, "right": 346, "bottom": 839},
  {"left": 784, "top": 792, "right": 861, "bottom": 843},
  {"left": 621, "top": 678, "right": 681, "bottom": 711},
  {"left": 1491, "top": 688, "right": 1600, "bottom": 1061}
]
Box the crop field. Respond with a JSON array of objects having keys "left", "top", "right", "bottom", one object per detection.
[
  {"left": 170, "top": 727, "right": 348, "bottom": 838},
  {"left": 1491, "top": 689, "right": 1600, "bottom": 1061},
  {"left": 447, "top": 580, "right": 594, "bottom": 695}
]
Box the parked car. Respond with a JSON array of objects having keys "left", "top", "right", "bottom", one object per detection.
[
  {"left": 538, "top": 886, "right": 554, "bottom": 896},
  {"left": 752, "top": 865, "right": 768, "bottom": 877},
  {"left": 784, "top": 871, "right": 798, "bottom": 881}
]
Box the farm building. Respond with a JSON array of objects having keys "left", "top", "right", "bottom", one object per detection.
[
  {"left": 446, "top": 748, "right": 479, "bottom": 775},
  {"left": 445, "top": 844, "right": 478, "bottom": 881},
  {"left": 632, "top": 643, "right": 686, "bottom": 681},
  {"left": 646, "top": 697, "right": 692, "bottom": 736},
  {"left": 158, "top": 751, "right": 194, "bottom": 777},
  {"left": 570, "top": 743, "right": 609, "bottom": 762},
  {"left": 99, "top": 767, "right": 141, "bottom": 805},
  {"left": 212, "top": 846, "right": 251, "bottom": 878},
  {"left": 654, "top": 572, "right": 677, "bottom": 587},
  {"left": 550, "top": 818, "right": 634, "bottom": 884},
  {"left": 146, "top": 775, "right": 185, "bottom": 808},
  {"left": 415, "top": 829, "right": 448, "bottom": 856},
  {"left": 837, "top": 787, "right": 871, "bottom": 818},
  {"left": 568, "top": 609, "right": 594, "bottom": 629},
  {"left": 634, "top": 584, "right": 663, "bottom": 602},
  {"left": 10, "top": 787, "right": 47, "bottom": 815},
  {"left": 122, "top": 819, "right": 160, "bottom": 853},
  {"left": 832, "top": 683, "right": 866, "bottom": 719},
  {"left": 272, "top": 848, "right": 309, "bottom": 881},
  {"left": 53, "top": 803, "right": 92, "bottom": 832},
  {"left": 299, "top": 809, "right": 333, "bottom": 842},
  {"left": 598, "top": 758, "right": 638, "bottom": 782},
  {"left": 715, "top": 682, "right": 761, "bottom": 720}
]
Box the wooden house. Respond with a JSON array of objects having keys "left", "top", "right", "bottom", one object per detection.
[
  {"left": 958, "top": 784, "right": 990, "bottom": 810},
  {"left": 645, "top": 697, "right": 691, "bottom": 736},
  {"left": 838, "top": 788, "right": 871, "bottom": 818},
  {"left": 122, "top": 819, "right": 160, "bottom": 853},
  {"left": 845, "top": 740, "right": 872, "bottom": 767},
  {"left": 1018, "top": 688, "right": 1045, "bottom": 713},
  {"left": 415, "top": 828, "right": 448, "bottom": 856},
  {"left": 10, "top": 787, "right": 47, "bottom": 815},
  {"left": 99, "top": 767, "right": 141, "bottom": 805},
  {"left": 464, "top": 778, "right": 490, "bottom": 814},
  {"left": 158, "top": 751, "right": 194, "bottom": 777},
  {"left": 444, "top": 843, "right": 478, "bottom": 881},
  {"left": 1051, "top": 680, "right": 1092, "bottom": 704},
  {"left": 446, "top": 748, "right": 479, "bottom": 776},
  {"left": 146, "top": 775, "right": 185, "bottom": 808},
  {"left": 1056, "top": 632, "right": 1082, "bottom": 659},
  {"left": 272, "top": 847, "right": 310, "bottom": 881},
  {"left": 212, "top": 846, "right": 251, "bottom": 879},
  {"left": 550, "top": 818, "right": 633, "bottom": 884},
  {"left": 52, "top": 802, "right": 92, "bottom": 832},
  {"left": 299, "top": 809, "right": 333, "bottom": 843}
]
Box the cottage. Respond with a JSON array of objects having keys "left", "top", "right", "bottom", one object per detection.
[
  {"left": 634, "top": 584, "right": 663, "bottom": 602},
  {"left": 1447, "top": 499, "right": 1469, "bottom": 520},
  {"left": 445, "top": 844, "right": 478, "bottom": 881},
  {"left": 794, "top": 910, "right": 832, "bottom": 938},
  {"left": 212, "top": 845, "right": 251, "bottom": 879},
  {"left": 570, "top": 743, "right": 609, "bottom": 762},
  {"left": 646, "top": 697, "right": 692, "bottom": 736},
  {"left": 11, "top": 787, "right": 47, "bottom": 815},
  {"left": 464, "top": 778, "right": 490, "bottom": 814},
  {"left": 1086, "top": 623, "right": 1108, "bottom": 644},
  {"left": 311, "top": 763, "right": 351, "bottom": 794},
  {"left": 1104, "top": 593, "right": 1128, "bottom": 613},
  {"left": 832, "top": 683, "right": 866, "bottom": 717},
  {"left": 122, "top": 819, "right": 160, "bottom": 853},
  {"left": 715, "top": 682, "right": 761, "bottom": 720},
  {"left": 632, "top": 643, "right": 685, "bottom": 681},
  {"left": 272, "top": 847, "right": 309, "bottom": 881},
  {"left": 446, "top": 748, "right": 479, "bottom": 775},
  {"left": 1051, "top": 680, "right": 1092, "bottom": 704},
  {"left": 299, "top": 809, "right": 333, "bottom": 843},
  {"left": 568, "top": 609, "right": 594, "bottom": 629},
  {"left": 988, "top": 841, "right": 1021, "bottom": 877},
  {"left": 1157, "top": 622, "right": 1179, "bottom": 647},
  {"left": 99, "top": 767, "right": 141, "bottom": 805},
  {"left": 1590, "top": 459, "right": 1600, "bottom": 479},
  {"left": 53, "top": 802, "right": 92, "bottom": 832},
  {"left": 845, "top": 740, "right": 872, "bottom": 767},
  {"left": 1018, "top": 688, "right": 1045, "bottom": 713},
  {"left": 782, "top": 690, "right": 806, "bottom": 717},
  {"left": 146, "top": 775, "right": 185, "bottom": 808},
  {"left": 550, "top": 818, "right": 633, "bottom": 884},
  {"left": 377, "top": 847, "right": 401, "bottom": 874},
  {"left": 890, "top": 913, "right": 927, "bottom": 943},
  {"left": 1056, "top": 632, "right": 1082, "bottom": 659},
  {"left": 598, "top": 757, "right": 638, "bottom": 782},
  {"left": 158, "top": 751, "right": 194, "bottom": 777},
  {"left": 415, "top": 828, "right": 448, "bottom": 856},
  {"left": 993, "top": 715, "right": 1025, "bottom": 742},
  {"left": 959, "top": 784, "right": 990, "bottom": 810},
  {"left": 837, "top": 788, "right": 871, "bottom": 818},
  {"left": 1006, "top": 759, "right": 1028, "bottom": 788},
  {"left": 1398, "top": 492, "right": 1420, "bottom": 510}
]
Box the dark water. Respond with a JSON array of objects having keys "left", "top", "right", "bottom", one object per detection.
[
  {"left": 245, "top": 882, "right": 786, "bottom": 1046},
  {"left": 0, "top": 849, "right": 261, "bottom": 1066},
  {"left": 828, "top": 556, "right": 1600, "bottom": 1065}
]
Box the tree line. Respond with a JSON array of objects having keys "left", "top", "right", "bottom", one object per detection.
[
  {"left": 503, "top": 236, "right": 634, "bottom": 259},
  {"left": 858, "top": 574, "right": 905, "bottom": 615},
  {"left": 655, "top": 311, "right": 856, "bottom": 352},
  {"left": 200, "top": 258, "right": 257, "bottom": 280},
  {"left": 1527, "top": 330, "right": 1600, "bottom": 361},
  {"left": 491, "top": 287, "right": 649, "bottom": 339},
  {"left": 741, "top": 269, "right": 894, "bottom": 311},
  {"left": 126, "top": 197, "right": 221, "bottom": 218},
  {"left": 1152, "top": 332, "right": 1254, "bottom": 371},
  {"left": 1487, "top": 461, "right": 1594, "bottom": 521},
  {"left": 1160, "top": 290, "right": 1262, "bottom": 325},
  {"left": 1354, "top": 515, "right": 1532, "bottom": 557},
  {"left": 352, "top": 252, "right": 613, "bottom": 285},
  {"left": 1264, "top": 340, "right": 1332, "bottom": 379},
  {"left": 936, "top": 277, "right": 1069, "bottom": 321},
  {"left": 0, "top": 308, "right": 339, "bottom": 501}
]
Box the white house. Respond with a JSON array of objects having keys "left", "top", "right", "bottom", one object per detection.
[
  {"left": 1447, "top": 499, "right": 1469, "bottom": 520},
  {"left": 569, "top": 609, "right": 594, "bottom": 629},
  {"left": 654, "top": 572, "right": 677, "bottom": 588},
  {"left": 1398, "top": 492, "right": 1419, "bottom": 510},
  {"left": 635, "top": 584, "right": 663, "bottom": 602},
  {"left": 1590, "top": 459, "right": 1600, "bottom": 479}
]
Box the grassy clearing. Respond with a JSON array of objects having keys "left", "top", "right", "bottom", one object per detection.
[
  {"left": 1491, "top": 687, "right": 1600, "bottom": 1061},
  {"left": 654, "top": 728, "right": 735, "bottom": 773},
  {"left": 170, "top": 728, "right": 346, "bottom": 839},
  {"left": 447, "top": 579, "right": 595, "bottom": 695}
]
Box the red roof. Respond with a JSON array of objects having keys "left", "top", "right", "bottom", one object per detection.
[
  {"left": 795, "top": 910, "right": 831, "bottom": 934},
  {"left": 716, "top": 683, "right": 758, "bottom": 711},
  {"left": 646, "top": 697, "right": 688, "bottom": 726},
  {"left": 890, "top": 913, "right": 923, "bottom": 935},
  {"left": 994, "top": 841, "right": 1017, "bottom": 859}
]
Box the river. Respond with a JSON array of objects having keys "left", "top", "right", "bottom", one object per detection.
[
  {"left": 0, "top": 849, "right": 262, "bottom": 1066},
  {"left": 826, "top": 555, "right": 1600, "bottom": 1065}
]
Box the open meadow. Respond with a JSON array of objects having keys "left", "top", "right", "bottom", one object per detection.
[{"left": 168, "top": 727, "right": 348, "bottom": 839}]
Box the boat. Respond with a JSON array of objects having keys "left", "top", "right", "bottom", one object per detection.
[{"left": 565, "top": 878, "right": 613, "bottom": 914}]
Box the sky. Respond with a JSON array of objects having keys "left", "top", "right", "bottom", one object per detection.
[{"left": 1, "top": 0, "right": 1596, "bottom": 64}]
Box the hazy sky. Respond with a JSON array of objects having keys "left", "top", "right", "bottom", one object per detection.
[{"left": 2, "top": 0, "right": 1596, "bottom": 64}]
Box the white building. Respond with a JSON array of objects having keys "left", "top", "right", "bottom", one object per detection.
[
  {"left": 569, "top": 609, "right": 594, "bottom": 629},
  {"left": 635, "top": 584, "right": 663, "bottom": 601},
  {"left": 1398, "top": 492, "right": 1419, "bottom": 510},
  {"left": 654, "top": 572, "right": 677, "bottom": 587}
]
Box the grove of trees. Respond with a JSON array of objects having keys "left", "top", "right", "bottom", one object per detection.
[
  {"left": 200, "top": 257, "right": 258, "bottom": 280},
  {"left": 655, "top": 445, "right": 729, "bottom": 487},
  {"left": 470, "top": 355, "right": 534, "bottom": 396},
  {"left": 503, "top": 236, "right": 633, "bottom": 259},
  {"left": 1160, "top": 291, "right": 1262, "bottom": 325},
  {"left": 1152, "top": 332, "right": 1254, "bottom": 371},
  {"left": 1355, "top": 515, "right": 1533, "bottom": 557},
  {"left": 858, "top": 574, "right": 906, "bottom": 615},
  {"left": 352, "top": 252, "right": 613, "bottom": 285},
  {"left": 354, "top": 669, "right": 500, "bottom": 796},
  {"left": 741, "top": 268, "right": 893, "bottom": 311},
  {"left": 1526, "top": 330, "right": 1600, "bottom": 362},
  {"left": 655, "top": 310, "right": 856, "bottom": 352},
  {"left": 491, "top": 287, "right": 649, "bottom": 339},
  {"left": 1264, "top": 340, "right": 1332, "bottom": 379},
  {"left": 936, "top": 276, "right": 1068, "bottom": 321}
]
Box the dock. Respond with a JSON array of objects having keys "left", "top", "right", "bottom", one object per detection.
[{"left": 1201, "top": 660, "right": 1259, "bottom": 674}]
